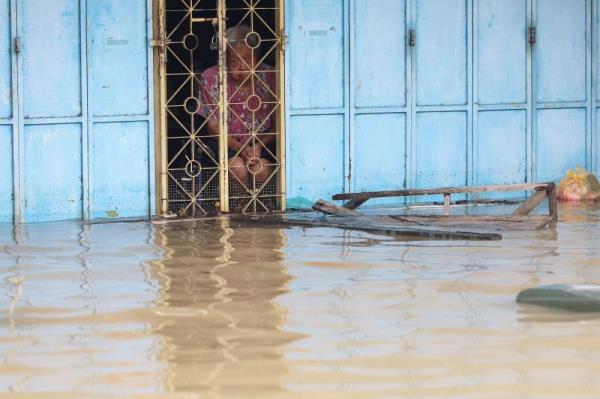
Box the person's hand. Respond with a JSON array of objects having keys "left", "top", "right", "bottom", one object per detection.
[{"left": 242, "top": 144, "right": 261, "bottom": 163}]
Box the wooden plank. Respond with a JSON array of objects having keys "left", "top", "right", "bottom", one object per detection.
[
  {"left": 547, "top": 184, "right": 558, "bottom": 224},
  {"left": 343, "top": 198, "right": 369, "bottom": 210},
  {"left": 313, "top": 199, "right": 360, "bottom": 216},
  {"left": 443, "top": 193, "right": 451, "bottom": 215},
  {"left": 278, "top": 217, "right": 502, "bottom": 241},
  {"left": 332, "top": 182, "right": 553, "bottom": 201},
  {"left": 512, "top": 189, "right": 546, "bottom": 216},
  {"left": 391, "top": 215, "right": 551, "bottom": 230}
]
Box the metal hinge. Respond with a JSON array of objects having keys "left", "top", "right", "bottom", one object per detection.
[
  {"left": 14, "top": 36, "right": 21, "bottom": 54},
  {"left": 529, "top": 26, "right": 536, "bottom": 45},
  {"left": 408, "top": 30, "right": 415, "bottom": 47},
  {"left": 150, "top": 37, "right": 166, "bottom": 47}
]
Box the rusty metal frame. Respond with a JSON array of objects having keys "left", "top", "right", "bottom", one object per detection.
[{"left": 155, "top": 0, "right": 285, "bottom": 216}]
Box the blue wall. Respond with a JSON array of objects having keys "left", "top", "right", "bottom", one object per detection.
[
  {"left": 0, "top": 0, "right": 154, "bottom": 223},
  {"left": 285, "top": 0, "right": 599, "bottom": 207},
  {"left": 2, "top": 0, "right": 599, "bottom": 221}
]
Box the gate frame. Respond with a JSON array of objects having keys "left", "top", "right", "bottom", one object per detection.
[{"left": 153, "top": 0, "right": 286, "bottom": 215}]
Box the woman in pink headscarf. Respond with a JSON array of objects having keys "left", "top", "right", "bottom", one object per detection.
[{"left": 197, "top": 24, "right": 277, "bottom": 186}]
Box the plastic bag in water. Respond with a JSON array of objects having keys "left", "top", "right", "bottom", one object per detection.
[{"left": 557, "top": 167, "right": 600, "bottom": 202}]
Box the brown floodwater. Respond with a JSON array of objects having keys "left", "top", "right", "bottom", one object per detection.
[{"left": 2, "top": 203, "right": 600, "bottom": 398}]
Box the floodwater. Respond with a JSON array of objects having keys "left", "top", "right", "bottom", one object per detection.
[{"left": 2, "top": 204, "right": 600, "bottom": 398}]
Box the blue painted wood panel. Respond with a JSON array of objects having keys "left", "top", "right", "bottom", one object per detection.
[
  {"left": 288, "top": 0, "right": 344, "bottom": 110},
  {"left": 415, "top": 112, "right": 467, "bottom": 188},
  {"left": 476, "top": 0, "right": 527, "bottom": 105},
  {"left": 536, "top": 0, "right": 587, "bottom": 103},
  {"left": 287, "top": 115, "right": 344, "bottom": 206},
  {"left": 89, "top": 0, "right": 149, "bottom": 116},
  {"left": 536, "top": 109, "right": 586, "bottom": 181},
  {"left": 354, "top": 113, "right": 405, "bottom": 191},
  {"left": 23, "top": 124, "right": 82, "bottom": 222},
  {"left": 416, "top": 0, "right": 467, "bottom": 106},
  {"left": 353, "top": 0, "right": 405, "bottom": 108},
  {"left": 475, "top": 110, "right": 527, "bottom": 185},
  {"left": 0, "top": 0, "right": 11, "bottom": 119},
  {"left": 20, "top": 0, "right": 81, "bottom": 118},
  {"left": 91, "top": 122, "right": 149, "bottom": 219},
  {"left": 0, "top": 125, "right": 12, "bottom": 222}
]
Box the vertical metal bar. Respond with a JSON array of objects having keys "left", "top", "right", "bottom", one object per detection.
[
  {"left": 593, "top": 0, "right": 598, "bottom": 175},
  {"left": 13, "top": 0, "right": 23, "bottom": 223},
  {"left": 403, "top": 0, "right": 411, "bottom": 205},
  {"left": 81, "top": 0, "right": 90, "bottom": 220},
  {"left": 217, "top": 0, "right": 229, "bottom": 212},
  {"left": 529, "top": 0, "right": 537, "bottom": 182},
  {"left": 343, "top": 0, "right": 351, "bottom": 193},
  {"left": 146, "top": 0, "right": 157, "bottom": 217},
  {"left": 526, "top": 0, "right": 533, "bottom": 182},
  {"left": 346, "top": 0, "right": 354, "bottom": 194},
  {"left": 277, "top": 0, "right": 286, "bottom": 211},
  {"left": 467, "top": 0, "right": 474, "bottom": 190},
  {"left": 158, "top": 0, "right": 168, "bottom": 215},
  {"left": 586, "top": 0, "right": 593, "bottom": 172},
  {"left": 407, "top": 0, "right": 416, "bottom": 198},
  {"left": 283, "top": 0, "right": 291, "bottom": 210},
  {"left": 471, "top": 0, "right": 479, "bottom": 188}
]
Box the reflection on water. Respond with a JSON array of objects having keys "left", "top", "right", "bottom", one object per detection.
[{"left": 1, "top": 204, "right": 600, "bottom": 398}]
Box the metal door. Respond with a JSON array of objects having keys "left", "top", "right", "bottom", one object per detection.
[
  {"left": 159, "top": 0, "right": 285, "bottom": 216},
  {"left": 0, "top": 0, "right": 14, "bottom": 222},
  {"left": 412, "top": 0, "right": 470, "bottom": 192},
  {"left": 534, "top": 0, "right": 590, "bottom": 181},
  {"left": 473, "top": 0, "right": 530, "bottom": 199},
  {"left": 351, "top": 0, "right": 407, "bottom": 198},
  {"left": 4, "top": 0, "right": 154, "bottom": 223}
]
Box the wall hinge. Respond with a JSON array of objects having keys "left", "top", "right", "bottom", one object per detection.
[
  {"left": 14, "top": 36, "right": 21, "bottom": 54},
  {"left": 408, "top": 30, "right": 415, "bottom": 47},
  {"left": 529, "top": 26, "right": 536, "bottom": 45}
]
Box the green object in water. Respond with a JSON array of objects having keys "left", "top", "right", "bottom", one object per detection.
[{"left": 517, "top": 284, "right": 600, "bottom": 312}]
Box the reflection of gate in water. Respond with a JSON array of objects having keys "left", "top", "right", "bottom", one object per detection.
[{"left": 158, "top": 0, "right": 285, "bottom": 216}]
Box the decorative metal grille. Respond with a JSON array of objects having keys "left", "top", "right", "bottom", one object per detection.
[{"left": 159, "top": 0, "right": 284, "bottom": 216}]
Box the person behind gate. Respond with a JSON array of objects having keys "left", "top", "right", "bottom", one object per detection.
[{"left": 197, "top": 24, "right": 277, "bottom": 188}]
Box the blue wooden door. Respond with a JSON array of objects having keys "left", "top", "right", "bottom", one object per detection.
[
  {"left": 473, "top": 0, "right": 530, "bottom": 198},
  {"left": 0, "top": 0, "right": 14, "bottom": 222},
  {"left": 351, "top": 0, "right": 407, "bottom": 196},
  {"left": 534, "top": 0, "right": 589, "bottom": 181},
  {"left": 286, "top": 0, "right": 347, "bottom": 207},
  {"left": 7, "top": 0, "right": 154, "bottom": 223},
  {"left": 412, "top": 0, "right": 470, "bottom": 203}
]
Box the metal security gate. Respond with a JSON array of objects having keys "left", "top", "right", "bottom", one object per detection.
[{"left": 157, "top": 0, "right": 285, "bottom": 216}]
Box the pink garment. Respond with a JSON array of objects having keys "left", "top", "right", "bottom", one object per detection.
[{"left": 197, "top": 64, "right": 276, "bottom": 144}]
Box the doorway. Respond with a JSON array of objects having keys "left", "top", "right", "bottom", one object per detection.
[{"left": 157, "top": 0, "right": 285, "bottom": 216}]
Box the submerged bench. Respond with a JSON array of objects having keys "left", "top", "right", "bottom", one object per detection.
[{"left": 328, "top": 182, "right": 558, "bottom": 230}]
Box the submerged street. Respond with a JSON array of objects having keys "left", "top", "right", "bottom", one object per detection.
[{"left": 2, "top": 204, "right": 600, "bottom": 398}]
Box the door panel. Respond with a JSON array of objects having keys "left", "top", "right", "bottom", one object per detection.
[
  {"left": 0, "top": 125, "right": 12, "bottom": 222},
  {"left": 23, "top": 124, "right": 82, "bottom": 222},
  {"left": 91, "top": 122, "right": 150, "bottom": 218},
  {"left": 475, "top": 110, "right": 527, "bottom": 185},
  {"left": 20, "top": 0, "right": 81, "bottom": 118},
  {"left": 354, "top": 0, "right": 405, "bottom": 108},
  {"left": 415, "top": 112, "right": 467, "bottom": 188},
  {"left": 416, "top": 0, "right": 467, "bottom": 106},
  {"left": 536, "top": 0, "right": 586, "bottom": 104},
  {"left": 288, "top": 0, "right": 344, "bottom": 110},
  {"left": 477, "top": 0, "right": 527, "bottom": 105},
  {"left": 288, "top": 115, "right": 344, "bottom": 203},
  {"left": 89, "top": 0, "right": 149, "bottom": 117},
  {"left": 0, "top": 0, "right": 11, "bottom": 119},
  {"left": 354, "top": 113, "right": 405, "bottom": 192},
  {"left": 536, "top": 109, "right": 586, "bottom": 182}
]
